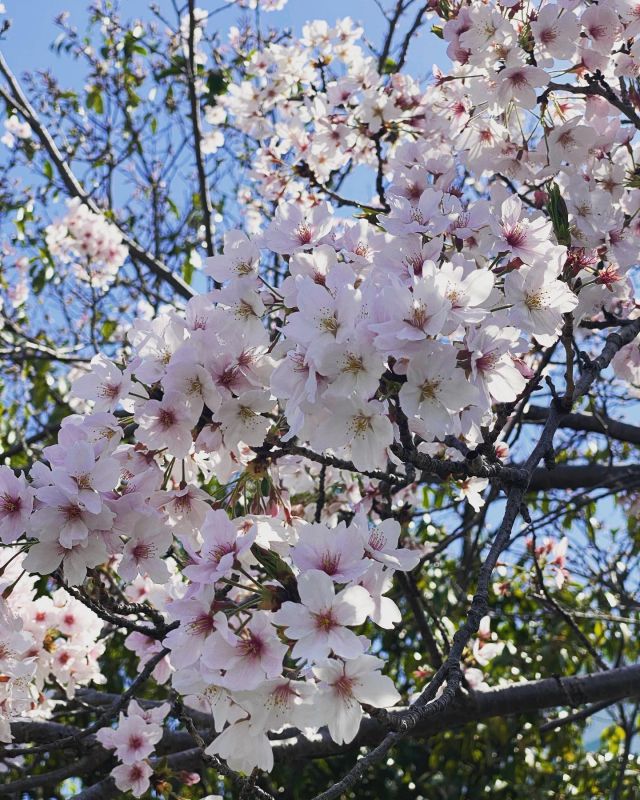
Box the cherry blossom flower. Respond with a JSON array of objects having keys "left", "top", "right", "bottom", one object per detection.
[
  {"left": 201, "top": 611, "right": 287, "bottom": 690},
  {"left": 73, "top": 354, "right": 132, "bottom": 412},
  {"left": 455, "top": 477, "right": 489, "bottom": 511},
  {"left": 273, "top": 569, "right": 373, "bottom": 663},
  {"left": 111, "top": 762, "right": 154, "bottom": 798},
  {"left": 355, "top": 516, "right": 420, "bottom": 571},
  {"left": 550, "top": 536, "right": 570, "bottom": 589},
  {"left": 234, "top": 677, "right": 317, "bottom": 732},
  {"left": 50, "top": 441, "right": 120, "bottom": 514},
  {"left": 136, "top": 392, "right": 196, "bottom": 459},
  {"left": 581, "top": 5, "right": 621, "bottom": 53},
  {"left": 369, "top": 272, "right": 451, "bottom": 354},
  {"left": 472, "top": 616, "right": 504, "bottom": 666},
  {"left": 496, "top": 65, "right": 549, "bottom": 109},
  {"left": 151, "top": 484, "right": 211, "bottom": 546},
  {"left": 382, "top": 189, "right": 447, "bottom": 236},
  {"left": 504, "top": 265, "right": 578, "bottom": 338},
  {"left": 214, "top": 389, "right": 273, "bottom": 448},
  {"left": 357, "top": 562, "right": 402, "bottom": 629},
  {"left": 205, "top": 229, "right": 260, "bottom": 283},
  {"left": 0, "top": 466, "right": 33, "bottom": 543},
  {"left": 97, "top": 708, "right": 163, "bottom": 763},
  {"left": 205, "top": 718, "right": 274, "bottom": 773},
  {"left": 184, "top": 509, "right": 256, "bottom": 584},
  {"left": 23, "top": 528, "right": 109, "bottom": 586},
  {"left": 263, "top": 202, "right": 333, "bottom": 255},
  {"left": 120, "top": 512, "right": 173, "bottom": 584},
  {"left": 313, "top": 655, "right": 400, "bottom": 744},
  {"left": 31, "top": 485, "right": 115, "bottom": 548},
  {"left": 463, "top": 325, "right": 527, "bottom": 404},
  {"left": 163, "top": 356, "right": 222, "bottom": 418},
  {"left": 399, "top": 344, "right": 479, "bottom": 436},
  {"left": 492, "top": 196, "right": 553, "bottom": 262},
  {"left": 290, "top": 520, "right": 367, "bottom": 583},
  {"left": 311, "top": 398, "right": 393, "bottom": 471},
  {"left": 531, "top": 5, "right": 580, "bottom": 60}
]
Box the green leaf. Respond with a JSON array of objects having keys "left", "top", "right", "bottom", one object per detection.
[
  {"left": 32, "top": 266, "right": 47, "bottom": 294},
  {"left": 207, "top": 69, "right": 229, "bottom": 103},
  {"left": 380, "top": 58, "right": 397, "bottom": 75},
  {"left": 87, "top": 88, "right": 104, "bottom": 115},
  {"left": 182, "top": 257, "right": 194, "bottom": 286},
  {"left": 101, "top": 320, "right": 117, "bottom": 340},
  {"left": 251, "top": 543, "right": 300, "bottom": 601},
  {"left": 545, "top": 182, "right": 571, "bottom": 247}
]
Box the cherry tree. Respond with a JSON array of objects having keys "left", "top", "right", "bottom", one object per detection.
[{"left": 1, "top": 0, "right": 640, "bottom": 797}]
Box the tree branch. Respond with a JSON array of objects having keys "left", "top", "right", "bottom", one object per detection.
[
  {"left": 274, "top": 663, "right": 640, "bottom": 761},
  {"left": 524, "top": 405, "right": 640, "bottom": 446},
  {"left": 186, "top": 0, "right": 215, "bottom": 261},
  {"left": 528, "top": 464, "right": 640, "bottom": 491}
]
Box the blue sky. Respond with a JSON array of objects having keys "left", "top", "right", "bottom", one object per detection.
[{"left": 1, "top": 0, "right": 447, "bottom": 81}]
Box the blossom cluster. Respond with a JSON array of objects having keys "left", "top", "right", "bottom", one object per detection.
[
  {"left": 45, "top": 198, "right": 128, "bottom": 289},
  {"left": 220, "top": 3, "right": 639, "bottom": 320},
  {"left": 0, "top": 548, "right": 105, "bottom": 743},
  {"left": 1, "top": 114, "right": 32, "bottom": 149},
  {"left": 1, "top": 0, "right": 639, "bottom": 789},
  {"left": 97, "top": 700, "right": 170, "bottom": 796}
]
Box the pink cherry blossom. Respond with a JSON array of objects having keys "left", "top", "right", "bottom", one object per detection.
[
  {"left": 313, "top": 655, "right": 401, "bottom": 744},
  {"left": 273, "top": 569, "right": 373, "bottom": 663},
  {"left": 0, "top": 466, "right": 33, "bottom": 543}
]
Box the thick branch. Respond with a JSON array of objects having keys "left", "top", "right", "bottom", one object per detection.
[
  {"left": 274, "top": 664, "right": 640, "bottom": 761},
  {"left": 11, "top": 664, "right": 639, "bottom": 795},
  {"left": 528, "top": 464, "right": 640, "bottom": 491},
  {"left": 524, "top": 405, "right": 640, "bottom": 446}
]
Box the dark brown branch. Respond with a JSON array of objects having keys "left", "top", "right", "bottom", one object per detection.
[
  {"left": 528, "top": 464, "right": 640, "bottom": 491},
  {"left": 396, "top": 2, "right": 429, "bottom": 71},
  {"left": 524, "top": 405, "right": 640, "bottom": 446},
  {"left": 276, "top": 664, "right": 640, "bottom": 763},
  {"left": 186, "top": 0, "right": 215, "bottom": 261},
  {"left": 539, "top": 698, "right": 618, "bottom": 734},
  {"left": 295, "top": 161, "right": 385, "bottom": 214},
  {"left": 1, "top": 750, "right": 113, "bottom": 795},
  {"left": 377, "top": 0, "right": 406, "bottom": 72},
  {"left": 396, "top": 571, "right": 443, "bottom": 668}
]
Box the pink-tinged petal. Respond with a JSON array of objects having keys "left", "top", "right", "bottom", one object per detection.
[
  {"left": 334, "top": 585, "right": 374, "bottom": 625},
  {"left": 352, "top": 673, "right": 401, "bottom": 707},
  {"left": 327, "top": 626, "right": 364, "bottom": 659},
  {"left": 291, "top": 631, "right": 330, "bottom": 662},
  {"left": 297, "top": 569, "right": 336, "bottom": 612},
  {"left": 327, "top": 699, "right": 362, "bottom": 745}
]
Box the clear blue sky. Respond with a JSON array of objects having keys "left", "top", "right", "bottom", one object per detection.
[{"left": 0, "top": 0, "right": 447, "bottom": 82}]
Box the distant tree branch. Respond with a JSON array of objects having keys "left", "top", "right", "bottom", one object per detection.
[
  {"left": 0, "top": 50, "right": 195, "bottom": 301},
  {"left": 186, "top": 0, "right": 215, "bottom": 261}
]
